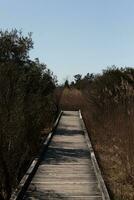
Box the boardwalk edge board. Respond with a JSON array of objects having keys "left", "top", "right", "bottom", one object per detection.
[
  {"left": 79, "top": 110, "right": 111, "bottom": 200},
  {"left": 10, "top": 111, "right": 63, "bottom": 200}
]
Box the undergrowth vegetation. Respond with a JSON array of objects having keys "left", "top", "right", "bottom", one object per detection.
[
  {"left": 60, "top": 67, "right": 134, "bottom": 200},
  {"left": 0, "top": 30, "right": 58, "bottom": 200},
  {"left": 0, "top": 29, "right": 134, "bottom": 200}
]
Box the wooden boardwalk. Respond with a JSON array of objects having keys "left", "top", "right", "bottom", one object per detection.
[{"left": 23, "top": 111, "right": 109, "bottom": 200}]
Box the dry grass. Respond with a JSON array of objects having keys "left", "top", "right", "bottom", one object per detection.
[
  {"left": 59, "top": 88, "right": 83, "bottom": 110},
  {"left": 82, "top": 101, "right": 134, "bottom": 200},
  {"left": 60, "top": 84, "right": 134, "bottom": 200},
  {"left": 81, "top": 70, "right": 134, "bottom": 200}
]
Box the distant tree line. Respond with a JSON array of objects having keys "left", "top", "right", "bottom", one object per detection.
[
  {"left": 72, "top": 67, "right": 134, "bottom": 109},
  {"left": 0, "top": 30, "right": 58, "bottom": 200}
]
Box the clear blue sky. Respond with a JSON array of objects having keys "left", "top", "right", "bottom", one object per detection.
[{"left": 1, "top": 0, "right": 134, "bottom": 82}]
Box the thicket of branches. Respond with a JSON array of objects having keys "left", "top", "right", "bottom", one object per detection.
[
  {"left": 72, "top": 67, "right": 134, "bottom": 200},
  {"left": 0, "top": 30, "right": 58, "bottom": 200}
]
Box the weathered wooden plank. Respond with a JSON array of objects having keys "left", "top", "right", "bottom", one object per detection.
[
  {"left": 23, "top": 111, "right": 104, "bottom": 200},
  {"left": 31, "top": 177, "right": 97, "bottom": 183},
  {"left": 26, "top": 195, "right": 102, "bottom": 200}
]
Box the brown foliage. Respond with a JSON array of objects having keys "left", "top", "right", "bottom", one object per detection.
[
  {"left": 59, "top": 88, "right": 83, "bottom": 111},
  {"left": 0, "top": 30, "right": 57, "bottom": 200},
  {"left": 81, "top": 67, "right": 134, "bottom": 200},
  {"left": 60, "top": 67, "right": 134, "bottom": 200}
]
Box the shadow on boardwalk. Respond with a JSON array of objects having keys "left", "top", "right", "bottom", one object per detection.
[
  {"left": 55, "top": 128, "right": 84, "bottom": 136},
  {"left": 24, "top": 189, "right": 71, "bottom": 200},
  {"left": 41, "top": 128, "right": 90, "bottom": 164}
]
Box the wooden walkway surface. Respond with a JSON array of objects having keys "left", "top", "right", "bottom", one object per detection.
[{"left": 23, "top": 111, "right": 108, "bottom": 200}]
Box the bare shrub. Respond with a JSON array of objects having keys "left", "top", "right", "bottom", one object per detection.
[
  {"left": 59, "top": 88, "right": 83, "bottom": 111},
  {"left": 0, "top": 30, "right": 57, "bottom": 200},
  {"left": 81, "top": 67, "right": 134, "bottom": 200}
]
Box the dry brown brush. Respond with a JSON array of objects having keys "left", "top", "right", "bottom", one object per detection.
[
  {"left": 60, "top": 68, "right": 134, "bottom": 199},
  {"left": 81, "top": 67, "right": 134, "bottom": 200},
  {"left": 0, "top": 30, "right": 58, "bottom": 200}
]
